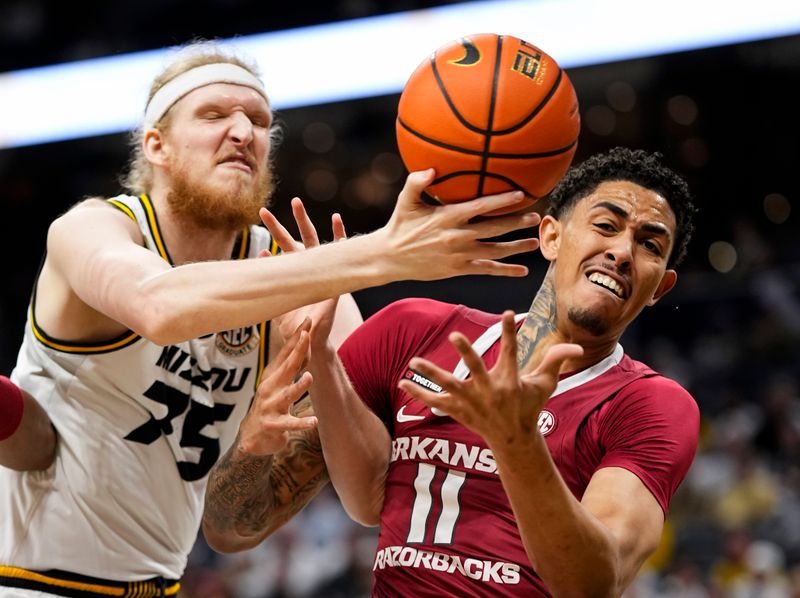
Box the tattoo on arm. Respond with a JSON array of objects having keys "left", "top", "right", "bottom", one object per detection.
[
  {"left": 204, "top": 396, "right": 329, "bottom": 541},
  {"left": 266, "top": 401, "right": 329, "bottom": 531},
  {"left": 517, "top": 265, "right": 558, "bottom": 369},
  {"left": 204, "top": 442, "right": 277, "bottom": 537}
]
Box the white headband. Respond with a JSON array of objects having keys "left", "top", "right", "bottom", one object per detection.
[{"left": 143, "top": 63, "right": 268, "bottom": 128}]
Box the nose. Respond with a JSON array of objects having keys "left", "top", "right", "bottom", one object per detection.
[
  {"left": 227, "top": 111, "right": 254, "bottom": 146},
  {"left": 605, "top": 233, "right": 633, "bottom": 271}
]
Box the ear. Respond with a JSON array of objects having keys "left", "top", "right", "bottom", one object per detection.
[
  {"left": 538, "top": 215, "right": 561, "bottom": 262},
  {"left": 143, "top": 128, "right": 168, "bottom": 167},
  {"left": 648, "top": 270, "right": 677, "bottom": 306}
]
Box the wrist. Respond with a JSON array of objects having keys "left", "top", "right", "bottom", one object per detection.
[
  {"left": 489, "top": 427, "right": 547, "bottom": 464},
  {"left": 360, "top": 229, "right": 408, "bottom": 286},
  {"left": 0, "top": 376, "right": 25, "bottom": 441},
  {"left": 309, "top": 340, "right": 337, "bottom": 363}
]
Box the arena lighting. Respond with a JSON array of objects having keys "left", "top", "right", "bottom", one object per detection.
[{"left": 0, "top": 0, "right": 798, "bottom": 150}]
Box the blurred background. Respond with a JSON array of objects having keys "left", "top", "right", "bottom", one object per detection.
[{"left": 1, "top": 0, "right": 800, "bottom": 596}]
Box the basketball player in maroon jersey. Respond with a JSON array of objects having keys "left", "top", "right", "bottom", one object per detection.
[{"left": 203, "top": 147, "right": 699, "bottom": 596}]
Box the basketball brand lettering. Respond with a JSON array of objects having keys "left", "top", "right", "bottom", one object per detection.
[
  {"left": 373, "top": 545, "right": 521, "bottom": 585},
  {"left": 392, "top": 436, "right": 497, "bottom": 474},
  {"left": 404, "top": 369, "right": 443, "bottom": 393},
  {"left": 512, "top": 49, "right": 543, "bottom": 81}
]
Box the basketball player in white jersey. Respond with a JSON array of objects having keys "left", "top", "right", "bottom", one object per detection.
[{"left": 0, "top": 40, "right": 540, "bottom": 596}]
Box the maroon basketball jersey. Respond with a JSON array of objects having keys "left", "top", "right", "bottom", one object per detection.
[{"left": 339, "top": 298, "right": 698, "bottom": 597}]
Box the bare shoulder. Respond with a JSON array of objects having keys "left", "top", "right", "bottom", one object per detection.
[
  {"left": 60, "top": 196, "right": 131, "bottom": 219},
  {"left": 56, "top": 196, "right": 116, "bottom": 218},
  {"left": 49, "top": 196, "right": 142, "bottom": 245}
]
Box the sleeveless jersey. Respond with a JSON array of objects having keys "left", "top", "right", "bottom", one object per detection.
[
  {"left": 0, "top": 194, "right": 278, "bottom": 580},
  {"left": 338, "top": 298, "right": 699, "bottom": 597}
]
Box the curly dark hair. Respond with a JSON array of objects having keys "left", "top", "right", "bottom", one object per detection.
[{"left": 546, "top": 147, "right": 697, "bottom": 267}]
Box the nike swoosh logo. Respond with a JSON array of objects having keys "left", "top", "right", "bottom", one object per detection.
[
  {"left": 449, "top": 38, "right": 481, "bottom": 66},
  {"left": 397, "top": 405, "right": 426, "bottom": 423}
]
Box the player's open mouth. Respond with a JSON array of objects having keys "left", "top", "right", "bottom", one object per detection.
[{"left": 587, "top": 271, "right": 627, "bottom": 299}]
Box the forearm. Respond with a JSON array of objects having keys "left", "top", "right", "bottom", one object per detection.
[
  {"left": 0, "top": 378, "right": 56, "bottom": 471},
  {"left": 203, "top": 428, "right": 328, "bottom": 553},
  {"left": 492, "top": 434, "right": 621, "bottom": 596},
  {"left": 328, "top": 293, "right": 363, "bottom": 349},
  {"left": 139, "top": 234, "right": 391, "bottom": 344},
  {"left": 309, "top": 346, "right": 391, "bottom": 526}
]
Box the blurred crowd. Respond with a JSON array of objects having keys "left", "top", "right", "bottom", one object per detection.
[{"left": 177, "top": 215, "right": 800, "bottom": 597}]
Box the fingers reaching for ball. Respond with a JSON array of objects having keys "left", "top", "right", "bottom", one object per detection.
[{"left": 396, "top": 33, "right": 580, "bottom": 206}]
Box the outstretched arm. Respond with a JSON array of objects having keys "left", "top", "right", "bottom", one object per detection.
[
  {"left": 42, "top": 171, "right": 539, "bottom": 347},
  {"left": 0, "top": 376, "right": 56, "bottom": 471}
]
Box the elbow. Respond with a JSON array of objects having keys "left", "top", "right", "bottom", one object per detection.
[
  {"left": 28, "top": 434, "right": 57, "bottom": 471},
  {"left": 538, "top": 550, "right": 622, "bottom": 598},
  {"left": 546, "top": 573, "right": 620, "bottom": 598},
  {"left": 339, "top": 492, "right": 384, "bottom": 528},
  {"left": 579, "top": 557, "right": 623, "bottom": 598},
  {"left": 136, "top": 320, "right": 181, "bottom": 347},
  {"left": 201, "top": 518, "right": 261, "bottom": 554},
  {"left": 346, "top": 507, "right": 382, "bottom": 528},
  {"left": 129, "top": 285, "right": 187, "bottom": 345}
]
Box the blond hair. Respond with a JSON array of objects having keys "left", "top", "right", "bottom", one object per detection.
[{"left": 121, "top": 41, "right": 281, "bottom": 195}]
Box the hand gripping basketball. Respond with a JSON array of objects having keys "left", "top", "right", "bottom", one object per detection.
[{"left": 396, "top": 33, "right": 581, "bottom": 214}]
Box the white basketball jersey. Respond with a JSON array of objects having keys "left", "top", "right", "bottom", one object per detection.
[{"left": 0, "top": 194, "right": 277, "bottom": 580}]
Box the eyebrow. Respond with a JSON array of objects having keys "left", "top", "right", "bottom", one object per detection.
[{"left": 592, "top": 200, "right": 671, "bottom": 237}]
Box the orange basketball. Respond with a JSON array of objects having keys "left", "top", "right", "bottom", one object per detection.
[{"left": 396, "top": 33, "right": 580, "bottom": 213}]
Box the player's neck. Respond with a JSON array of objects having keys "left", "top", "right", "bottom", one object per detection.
[
  {"left": 147, "top": 188, "right": 242, "bottom": 265},
  {"left": 516, "top": 265, "right": 621, "bottom": 375},
  {"left": 516, "top": 264, "right": 557, "bottom": 372}
]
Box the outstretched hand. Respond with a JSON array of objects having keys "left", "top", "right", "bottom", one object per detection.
[
  {"left": 398, "top": 311, "right": 583, "bottom": 449},
  {"left": 259, "top": 198, "right": 346, "bottom": 348},
  {"left": 236, "top": 318, "right": 317, "bottom": 457},
  {"left": 379, "top": 170, "right": 543, "bottom": 281}
]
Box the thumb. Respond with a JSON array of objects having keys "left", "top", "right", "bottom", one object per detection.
[{"left": 397, "top": 169, "right": 436, "bottom": 206}]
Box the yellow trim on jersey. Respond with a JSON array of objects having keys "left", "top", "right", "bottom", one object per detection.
[
  {"left": 27, "top": 196, "right": 144, "bottom": 354},
  {"left": 139, "top": 194, "right": 170, "bottom": 262},
  {"left": 30, "top": 306, "right": 141, "bottom": 354},
  {"left": 107, "top": 197, "right": 151, "bottom": 251},
  {"left": 270, "top": 236, "right": 279, "bottom": 255},
  {"left": 107, "top": 199, "right": 137, "bottom": 222},
  {"left": 0, "top": 566, "right": 180, "bottom": 598},
  {"left": 0, "top": 565, "right": 123, "bottom": 595},
  {"left": 235, "top": 227, "right": 250, "bottom": 259},
  {"left": 257, "top": 320, "right": 268, "bottom": 388}
]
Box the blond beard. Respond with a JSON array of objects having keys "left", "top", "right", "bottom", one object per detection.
[{"left": 166, "top": 160, "right": 274, "bottom": 230}]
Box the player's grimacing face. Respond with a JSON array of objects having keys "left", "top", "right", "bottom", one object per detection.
[
  {"left": 542, "top": 180, "right": 678, "bottom": 340},
  {"left": 164, "top": 82, "right": 273, "bottom": 192}
]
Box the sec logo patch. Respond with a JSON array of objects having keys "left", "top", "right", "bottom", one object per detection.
[
  {"left": 216, "top": 326, "right": 259, "bottom": 357},
  {"left": 537, "top": 409, "right": 556, "bottom": 436}
]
